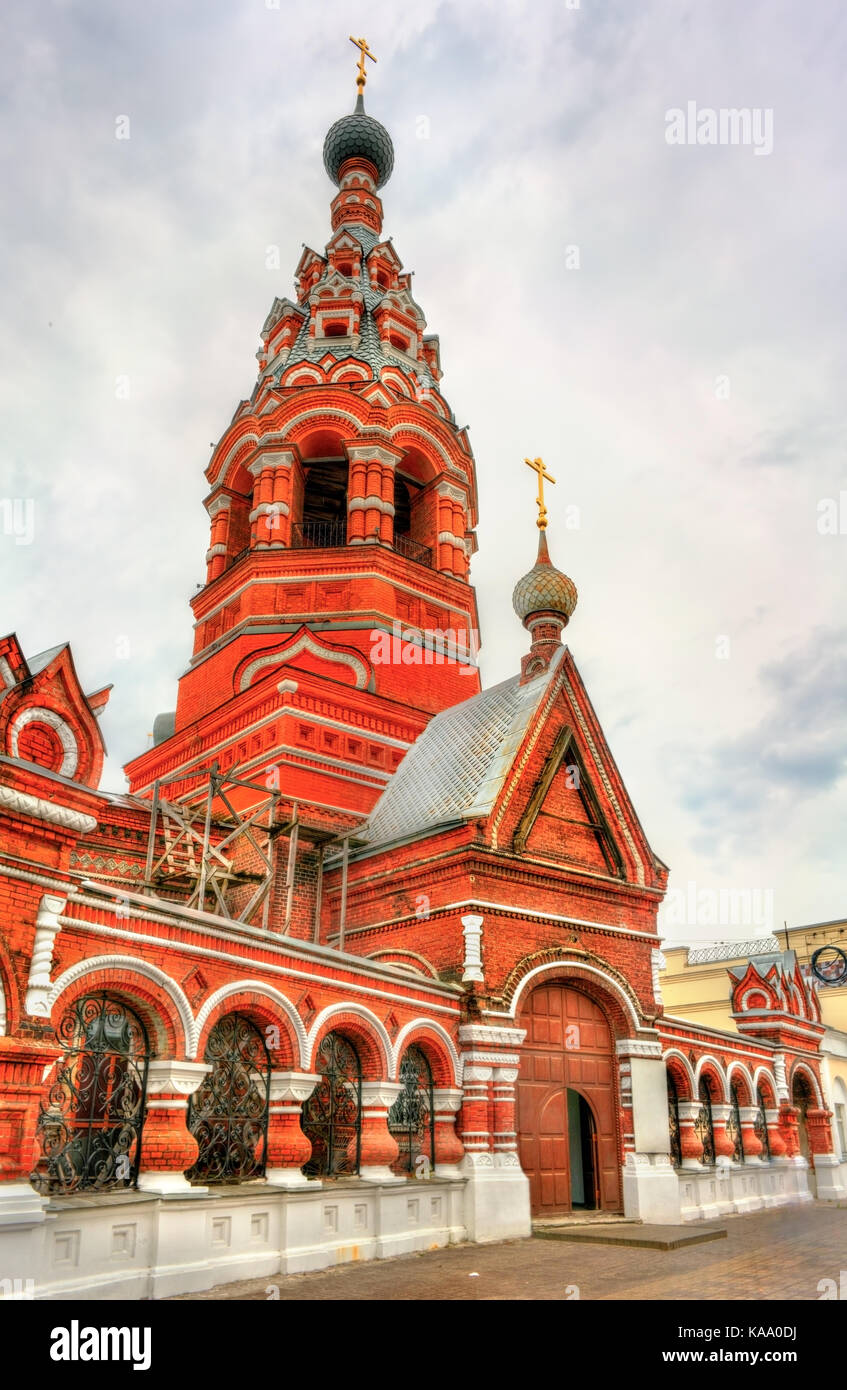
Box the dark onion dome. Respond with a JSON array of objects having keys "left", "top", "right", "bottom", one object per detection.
[
  {"left": 323, "top": 94, "right": 394, "bottom": 190},
  {"left": 512, "top": 530, "right": 578, "bottom": 625}
]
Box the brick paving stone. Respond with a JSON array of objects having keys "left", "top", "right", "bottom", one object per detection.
[{"left": 170, "top": 1205, "right": 847, "bottom": 1301}]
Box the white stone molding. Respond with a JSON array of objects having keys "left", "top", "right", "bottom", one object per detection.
[
  {"left": 205, "top": 494, "right": 232, "bottom": 516},
  {"left": 9, "top": 707, "right": 79, "bottom": 777},
  {"left": 693, "top": 1055, "right": 730, "bottom": 1103},
  {"left": 25, "top": 892, "right": 67, "bottom": 1016},
  {"left": 509, "top": 959, "right": 642, "bottom": 1033},
  {"left": 306, "top": 1003, "right": 393, "bottom": 1077},
  {"left": 0, "top": 656, "right": 16, "bottom": 688},
  {"left": 195, "top": 981, "right": 309, "bottom": 1069},
  {"left": 0, "top": 785, "right": 96, "bottom": 834},
  {"left": 0, "top": 970, "right": 6, "bottom": 1036},
  {"left": 662, "top": 1047, "right": 697, "bottom": 1093},
  {"left": 461, "top": 914, "right": 484, "bottom": 984},
  {"left": 47, "top": 955, "right": 196, "bottom": 1057},
  {"left": 773, "top": 1053, "right": 789, "bottom": 1101},
  {"left": 247, "top": 449, "right": 300, "bottom": 475},
  {"left": 348, "top": 495, "right": 395, "bottom": 515},
  {"left": 391, "top": 1019, "right": 462, "bottom": 1086},
  {"left": 239, "top": 633, "right": 370, "bottom": 692},
  {"left": 345, "top": 443, "right": 398, "bottom": 468},
  {"left": 460, "top": 1051, "right": 521, "bottom": 1069},
  {"left": 458, "top": 1024, "right": 526, "bottom": 1047},
  {"left": 651, "top": 948, "right": 666, "bottom": 1005},
  {"left": 616, "top": 1036, "right": 663, "bottom": 1059},
  {"left": 789, "top": 1060, "right": 824, "bottom": 1107}
]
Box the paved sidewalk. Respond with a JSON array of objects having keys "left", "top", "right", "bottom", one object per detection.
[{"left": 171, "top": 1205, "right": 847, "bottom": 1301}]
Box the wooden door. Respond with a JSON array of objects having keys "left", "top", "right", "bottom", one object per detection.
[{"left": 517, "top": 984, "right": 622, "bottom": 1215}]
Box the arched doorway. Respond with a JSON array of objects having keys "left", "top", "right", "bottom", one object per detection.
[{"left": 516, "top": 983, "right": 622, "bottom": 1215}]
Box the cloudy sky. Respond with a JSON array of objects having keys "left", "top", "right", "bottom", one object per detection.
[{"left": 2, "top": 0, "right": 845, "bottom": 943}]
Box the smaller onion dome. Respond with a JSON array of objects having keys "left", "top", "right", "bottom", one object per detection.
[
  {"left": 323, "top": 94, "right": 395, "bottom": 190},
  {"left": 512, "top": 530, "right": 578, "bottom": 627}
]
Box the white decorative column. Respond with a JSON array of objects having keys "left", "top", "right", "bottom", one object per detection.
[
  {"left": 618, "top": 1037, "right": 682, "bottom": 1223},
  {"left": 137, "top": 1060, "right": 211, "bottom": 1195},
  {"left": 458, "top": 1023, "right": 530, "bottom": 1241},
  {"left": 25, "top": 893, "right": 67, "bottom": 1017},
  {"left": 265, "top": 1071, "right": 320, "bottom": 1188},
  {"left": 461, "top": 914, "right": 484, "bottom": 983},
  {"left": 431, "top": 1087, "right": 464, "bottom": 1178},
  {"left": 358, "top": 1082, "right": 405, "bottom": 1182}
]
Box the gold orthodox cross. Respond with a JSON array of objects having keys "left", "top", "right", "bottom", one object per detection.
[
  {"left": 524, "top": 456, "right": 556, "bottom": 530},
  {"left": 349, "top": 35, "right": 377, "bottom": 94}
]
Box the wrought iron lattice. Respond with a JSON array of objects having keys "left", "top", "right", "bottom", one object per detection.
[
  {"left": 389, "top": 1045, "right": 435, "bottom": 1175},
  {"left": 667, "top": 1071, "right": 682, "bottom": 1169},
  {"left": 754, "top": 1087, "right": 771, "bottom": 1159},
  {"left": 301, "top": 1032, "right": 362, "bottom": 1178},
  {"left": 187, "top": 1014, "right": 271, "bottom": 1184},
  {"left": 728, "top": 1084, "right": 745, "bottom": 1164},
  {"left": 695, "top": 1078, "right": 716, "bottom": 1166},
  {"left": 30, "top": 994, "right": 149, "bottom": 1195}
]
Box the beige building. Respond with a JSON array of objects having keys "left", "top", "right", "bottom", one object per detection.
[{"left": 660, "top": 919, "right": 847, "bottom": 1179}]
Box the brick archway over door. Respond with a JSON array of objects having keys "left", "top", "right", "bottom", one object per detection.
[{"left": 517, "top": 983, "right": 622, "bottom": 1216}]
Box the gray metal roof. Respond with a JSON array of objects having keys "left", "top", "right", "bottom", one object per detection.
[
  {"left": 26, "top": 643, "right": 66, "bottom": 675},
  {"left": 360, "top": 650, "right": 563, "bottom": 850}
]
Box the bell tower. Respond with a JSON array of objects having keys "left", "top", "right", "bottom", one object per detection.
[{"left": 125, "top": 57, "right": 481, "bottom": 825}]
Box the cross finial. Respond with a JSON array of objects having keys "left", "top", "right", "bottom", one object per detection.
[
  {"left": 524, "top": 456, "right": 556, "bottom": 530},
  {"left": 349, "top": 35, "right": 377, "bottom": 95}
]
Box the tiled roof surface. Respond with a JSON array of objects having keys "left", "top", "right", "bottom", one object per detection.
[{"left": 361, "top": 652, "right": 561, "bottom": 850}]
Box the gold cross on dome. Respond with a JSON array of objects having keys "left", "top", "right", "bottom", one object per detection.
[
  {"left": 349, "top": 35, "right": 377, "bottom": 94},
  {"left": 524, "top": 456, "right": 556, "bottom": 530}
]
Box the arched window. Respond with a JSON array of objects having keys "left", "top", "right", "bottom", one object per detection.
[
  {"left": 695, "top": 1076, "right": 716, "bottom": 1166},
  {"left": 31, "top": 994, "right": 150, "bottom": 1195},
  {"left": 301, "top": 1032, "right": 362, "bottom": 1178},
  {"left": 389, "top": 1045, "right": 435, "bottom": 1176},
  {"left": 296, "top": 460, "right": 349, "bottom": 548},
  {"left": 187, "top": 1013, "right": 271, "bottom": 1184},
  {"left": 754, "top": 1086, "right": 771, "bottom": 1159},
  {"left": 667, "top": 1070, "right": 681, "bottom": 1169},
  {"left": 727, "top": 1083, "right": 744, "bottom": 1163}
]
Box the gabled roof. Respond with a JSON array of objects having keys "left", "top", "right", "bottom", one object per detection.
[{"left": 361, "top": 654, "right": 559, "bottom": 849}]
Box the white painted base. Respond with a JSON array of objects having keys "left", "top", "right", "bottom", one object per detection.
[
  {"left": 359, "top": 1166, "right": 405, "bottom": 1184},
  {"left": 1, "top": 1177, "right": 468, "bottom": 1300},
  {"left": 623, "top": 1154, "right": 681, "bottom": 1224},
  {"left": 460, "top": 1154, "right": 531, "bottom": 1242},
  {"left": 810, "top": 1153, "right": 847, "bottom": 1202},
  {"left": 677, "top": 1157, "right": 814, "bottom": 1222}
]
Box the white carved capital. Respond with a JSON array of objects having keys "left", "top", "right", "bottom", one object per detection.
[
  {"left": 360, "top": 1081, "right": 404, "bottom": 1110},
  {"left": 268, "top": 1070, "right": 320, "bottom": 1105},
  {"left": 144, "top": 1060, "right": 211, "bottom": 1097},
  {"left": 432, "top": 1087, "right": 463, "bottom": 1114}
]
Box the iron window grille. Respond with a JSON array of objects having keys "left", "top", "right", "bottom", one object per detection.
[
  {"left": 388, "top": 1045, "right": 435, "bottom": 1176},
  {"left": 667, "top": 1070, "right": 682, "bottom": 1169},
  {"left": 753, "top": 1087, "right": 771, "bottom": 1159},
  {"left": 695, "top": 1077, "right": 716, "bottom": 1166},
  {"left": 187, "top": 1013, "right": 271, "bottom": 1184},
  {"left": 30, "top": 994, "right": 150, "bottom": 1196},
  {"left": 728, "top": 1083, "right": 745, "bottom": 1164},
  {"left": 301, "top": 1032, "right": 362, "bottom": 1178}
]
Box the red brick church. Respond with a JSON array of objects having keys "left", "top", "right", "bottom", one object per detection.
[{"left": 0, "top": 52, "right": 840, "bottom": 1298}]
